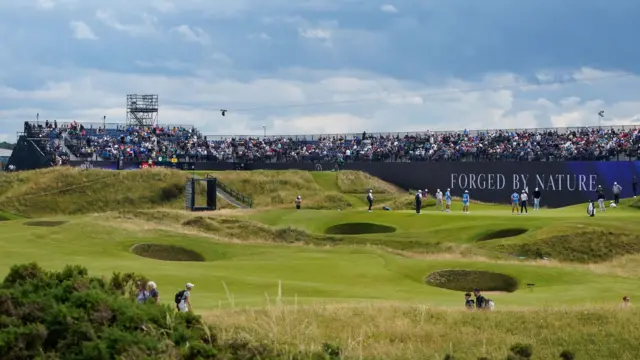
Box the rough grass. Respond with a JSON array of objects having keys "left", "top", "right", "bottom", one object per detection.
[
  {"left": 212, "top": 170, "right": 406, "bottom": 210},
  {"left": 0, "top": 168, "right": 434, "bottom": 217},
  {"left": 425, "top": 269, "right": 519, "bottom": 292},
  {"left": 498, "top": 230, "right": 640, "bottom": 263},
  {"left": 131, "top": 243, "right": 206, "bottom": 261},
  {"left": 203, "top": 304, "right": 640, "bottom": 360},
  {"left": 117, "top": 211, "right": 346, "bottom": 246},
  {"left": 0, "top": 167, "right": 217, "bottom": 217},
  {"left": 335, "top": 171, "right": 403, "bottom": 194}
]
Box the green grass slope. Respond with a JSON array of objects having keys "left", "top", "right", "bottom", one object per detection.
[{"left": 0, "top": 168, "right": 415, "bottom": 216}]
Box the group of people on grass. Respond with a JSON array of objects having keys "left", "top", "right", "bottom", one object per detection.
[
  {"left": 587, "top": 177, "right": 637, "bottom": 216},
  {"left": 136, "top": 281, "right": 195, "bottom": 312},
  {"left": 465, "top": 289, "right": 495, "bottom": 311}
]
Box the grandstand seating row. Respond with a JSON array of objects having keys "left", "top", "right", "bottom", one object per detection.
[{"left": 21, "top": 121, "right": 640, "bottom": 163}]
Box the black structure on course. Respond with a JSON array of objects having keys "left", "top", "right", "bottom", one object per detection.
[{"left": 184, "top": 174, "right": 217, "bottom": 212}]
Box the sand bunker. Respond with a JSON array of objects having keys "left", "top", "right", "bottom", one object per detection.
[
  {"left": 477, "top": 228, "right": 528, "bottom": 241},
  {"left": 425, "top": 269, "right": 519, "bottom": 292},
  {"left": 131, "top": 243, "right": 205, "bottom": 262},
  {"left": 23, "top": 221, "right": 68, "bottom": 227},
  {"left": 324, "top": 222, "right": 396, "bottom": 235}
]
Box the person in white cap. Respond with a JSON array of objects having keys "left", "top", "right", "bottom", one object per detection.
[
  {"left": 175, "top": 283, "right": 194, "bottom": 312},
  {"left": 444, "top": 188, "right": 452, "bottom": 212},
  {"left": 295, "top": 195, "right": 302, "bottom": 210},
  {"left": 415, "top": 190, "right": 423, "bottom": 214},
  {"left": 520, "top": 189, "right": 529, "bottom": 215},
  {"left": 435, "top": 189, "right": 443, "bottom": 212},
  {"left": 612, "top": 182, "right": 622, "bottom": 205},
  {"left": 147, "top": 281, "right": 159, "bottom": 304},
  {"left": 462, "top": 190, "right": 470, "bottom": 213},
  {"left": 366, "top": 189, "right": 374, "bottom": 212}
]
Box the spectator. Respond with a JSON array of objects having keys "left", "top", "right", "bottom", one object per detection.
[
  {"left": 176, "top": 283, "right": 194, "bottom": 312},
  {"left": 23, "top": 121, "right": 640, "bottom": 164},
  {"left": 147, "top": 281, "right": 159, "bottom": 304},
  {"left": 612, "top": 182, "right": 622, "bottom": 205},
  {"left": 473, "top": 288, "right": 487, "bottom": 310}
]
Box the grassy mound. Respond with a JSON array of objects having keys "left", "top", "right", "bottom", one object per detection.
[
  {"left": 335, "top": 171, "right": 403, "bottom": 193},
  {"left": 0, "top": 168, "right": 411, "bottom": 216},
  {"left": 324, "top": 222, "right": 397, "bottom": 235},
  {"left": 23, "top": 220, "right": 68, "bottom": 227},
  {"left": 497, "top": 230, "right": 640, "bottom": 263},
  {"left": 425, "top": 269, "right": 519, "bottom": 292},
  {"left": 119, "top": 211, "right": 345, "bottom": 246},
  {"left": 0, "top": 167, "right": 212, "bottom": 217},
  {"left": 383, "top": 193, "right": 437, "bottom": 210},
  {"left": 131, "top": 243, "right": 206, "bottom": 262},
  {"left": 212, "top": 170, "right": 361, "bottom": 209},
  {"left": 0, "top": 262, "right": 306, "bottom": 359},
  {"left": 477, "top": 228, "right": 528, "bottom": 241}
]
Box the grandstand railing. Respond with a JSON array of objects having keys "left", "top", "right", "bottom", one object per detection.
[{"left": 203, "top": 124, "right": 640, "bottom": 141}]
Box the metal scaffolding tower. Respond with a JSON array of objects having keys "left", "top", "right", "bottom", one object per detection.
[{"left": 126, "top": 94, "right": 158, "bottom": 126}]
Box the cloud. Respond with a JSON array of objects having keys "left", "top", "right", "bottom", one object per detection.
[
  {"left": 380, "top": 4, "right": 398, "bottom": 13},
  {"left": 95, "top": 9, "right": 158, "bottom": 37},
  {"left": 298, "top": 28, "right": 331, "bottom": 40},
  {"left": 2, "top": 0, "right": 640, "bottom": 142},
  {"left": 36, "top": 0, "right": 56, "bottom": 10},
  {"left": 171, "top": 25, "right": 210, "bottom": 45},
  {"left": 69, "top": 21, "right": 98, "bottom": 40},
  {"left": 2, "top": 66, "right": 640, "bottom": 142}
]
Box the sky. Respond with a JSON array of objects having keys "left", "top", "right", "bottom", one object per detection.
[{"left": 1, "top": 0, "right": 640, "bottom": 142}]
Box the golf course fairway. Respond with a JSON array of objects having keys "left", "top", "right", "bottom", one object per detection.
[{"left": 2, "top": 167, "right": 640, "bottom": 359}]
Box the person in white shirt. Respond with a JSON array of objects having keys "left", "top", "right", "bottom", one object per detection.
[
  {"left": 587, "top": 200, "right": 596, "bottom": 217},
  {"left": 295, "top": 195, "right": 302, "bottom": 210},
  {"left": 520, "top": 190, "right": 529, "bottom": 215},
  {"left": 612, "top": 182, "right": 622, "bottom": 205},
  {"left": 366, "top": 190, "right": 374, "bottom": 212},
  {"left": 177, "top": 283, "right": 194, "bottom": 312},
  {"left": 435, "top": 189, "right": 443, "bottom": 212}
]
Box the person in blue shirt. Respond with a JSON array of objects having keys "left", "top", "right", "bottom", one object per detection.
[
  {"left": 511, "top": 191, "right": 520, "bottom": 215},
  {"left": 445, "top": 188, "right": 452, "bottom": 213},
  {"left": 462, "top": 190, "right": 470, "bottom": 213}
]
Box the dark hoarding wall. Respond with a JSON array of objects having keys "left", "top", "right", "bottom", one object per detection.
[{"left": 71, "top": 160, "right": 640, "bottom": 208}]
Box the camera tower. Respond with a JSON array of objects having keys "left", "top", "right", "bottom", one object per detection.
[{"left": 126, "top": 94, "right": 158, "bottom": 126}]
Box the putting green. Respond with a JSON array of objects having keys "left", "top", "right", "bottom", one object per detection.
[{"left": 1, "top": 204, "right": 640, "bottom": 310}]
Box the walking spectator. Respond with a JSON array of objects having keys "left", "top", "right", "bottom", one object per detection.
[
  {"left": 473, "top": 288, "right": 487, "bottom": 310},
  {"left": 612, "top": 182, "right": 623, "bottom": 205},
  {"left": 176, "top": 283, "right": 194, "bottom": 312},
  {"left": 596, "top": 185, "right": 606, "bottom": 212},
  {"left": 464, "top": 292, "right": 475, "bottom": 311}
]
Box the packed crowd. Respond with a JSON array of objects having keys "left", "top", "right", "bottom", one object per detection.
[{"left": 24, "top": 121, "right": 640, "bottom": 163}]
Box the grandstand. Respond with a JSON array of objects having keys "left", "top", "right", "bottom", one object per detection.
[
  {"left": 5, "top": 93, "right": 640, "bottom": 170},
  {"left": 7, "top": 120, "right": 640, "bottom": 170}
]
